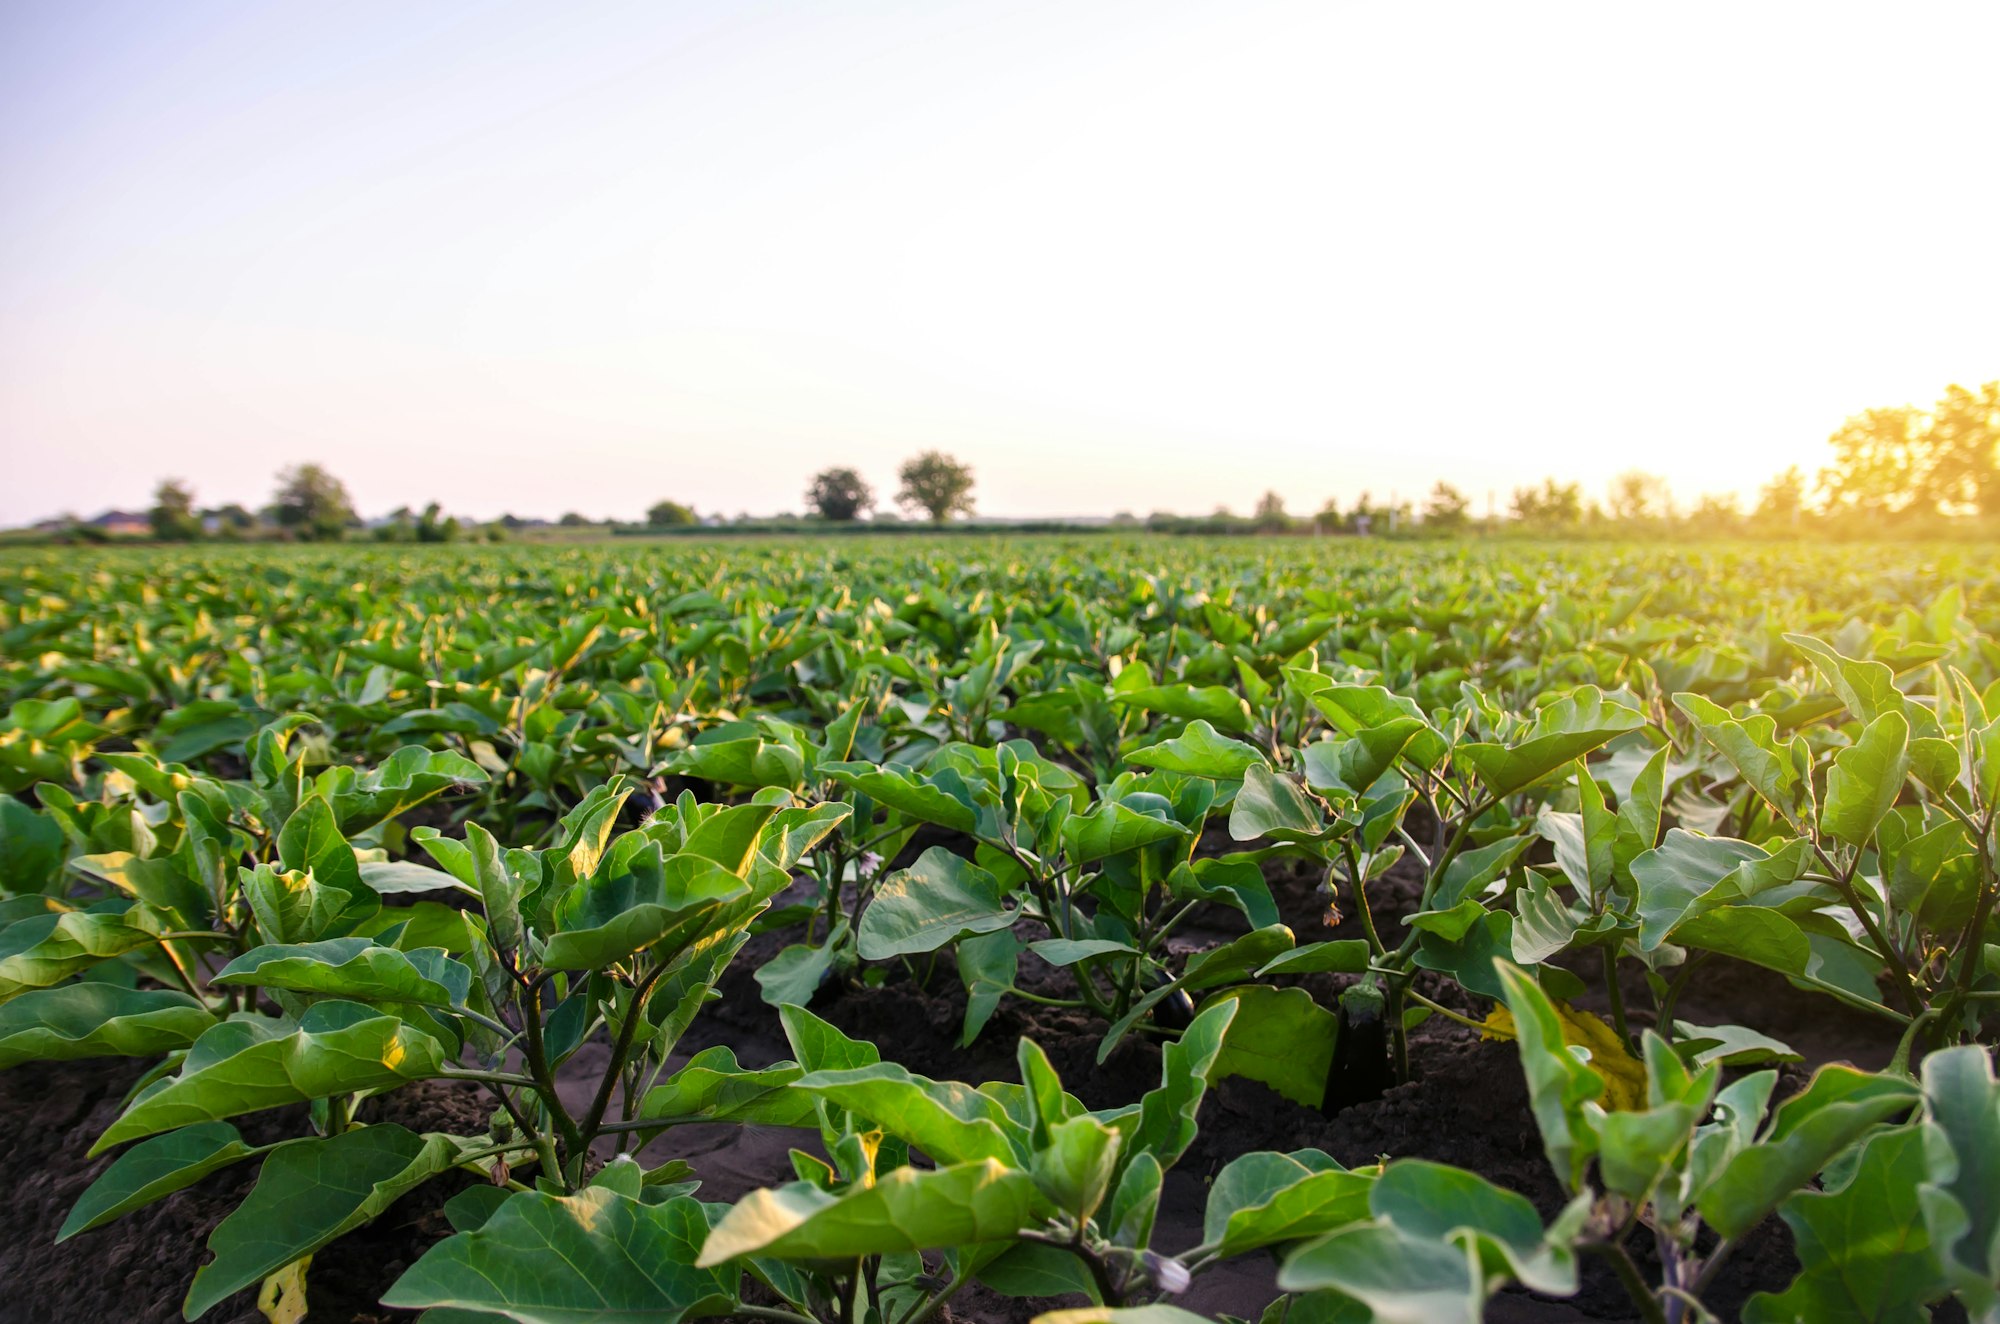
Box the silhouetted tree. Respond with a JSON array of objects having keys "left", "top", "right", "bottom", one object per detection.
[
  {"left": 646, "top": 500, "right": 698, "bottom": 527},
  {"left": 1423, "top": 482, "right": 1471, "bottom": 529},
  {"left": 271, "top": 464, "right": 356, "bottom": 541},
  {"left": 805, "top": 467, "right": 875, "bottom": 521},
  {"left": 895, "top": 451, "right": 975, "bottom": 523},
  {"left": 149, "top": 479, "right": 202, "bottom": 541}
]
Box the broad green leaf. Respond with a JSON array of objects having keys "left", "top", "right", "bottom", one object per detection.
[
  {"left": 186, "top": 1125, "right": 463, "bottom": 1318},
  {"left": 543, "top": 850, "right": 749, "bottom": 970},
  {"left": 1256, "top": 940, "right": 1371, "bottom": 977},
  {"left": 60, "top": 1123, "right": 263, "bottom": 1239},
  {"left": 1111, "top": 683, "right": 1254, "bottom": 735},
  {"left": 857, "top": 848, "right": 1016, "bottom": 961},
  {"left": 1201, "top": 1148, "right": 1375, "bottom": 1257},
  {"left": 1279, "top": 1221, "right": 1484, "bottom": 1324},
  {"left": 793, "top": 1062, "right": 1022, "bottom": 1165},
  {"left": 1821, "top": 711, "right": 1911, "bottom": 848},
  {"left": 1128, "top": 999, "right": 1236, "bottom": 1168},
  {"left": 384, "top": 1189, "right": 734, "bottom": 1322},
  {"left": 213, "top": 938, "right": 471, "bottom": 1006},
  {"left": 1745, "top": 1125, "right": 1943, "bottom": 1324},
  {"left": 664, "top": 736, "right": 805, "bottom": 790},
  {"left": 1673, "top": 693, "right": 1807, "bottom": 827},
  {"left": 92, "top": 1001, "right": 447, "bottom": 1152},
  {"left": 0, "top": 796, "right": 65, "bottom": 893},
  {"left": 1204, "top": 985, "right": 1337, "bottom": 1108},
  {"left": 1456, "top": 688, "right": 1644, "bottom": 798},
  {"left": 778, "top": 1004, "right": 880, "bottom": 1073},
  {"left": 1496, "top": 961, "right": 1601, "bottom": 1192},
  {"left": 1124, "top": 720, "right": 1268, "bottom": 780},
  {"left": 1293, "top": 679, "right": 1450, "bottom": 770},
  {"left": 1698, "top": 1064, "right": 1920, "bottom": 1239},
  {"left": 1918, "top": 1044, "right": 2000, "bottom": 1318},
  {"left": 358, "top": 860, "right": 472, "bottom": 896},
  {"left": 697, "top": 1160, "right": 1041, "bottom": 1263},
  {"left": 0, "top": 983, "right": 213, "bottom": 1069},
  {"left": 0, "top": 908, "right": 160, "bottom": 1002},
  {"left": 821, "top": 763, "right": 977, "bottom": 833},
  {"left": 638, "top": 1046, "right": 815, "bottom": 1128},
  {"left": 1228, "top": 765, "right": 1324, "bottom": 842},
  {"left": 1060, "top": 801, "right": 1192, "bottom": 864}
]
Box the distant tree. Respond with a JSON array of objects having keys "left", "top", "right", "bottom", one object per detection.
[
  {"left": 1606, "top": 471, "right": 1672, "bottom": 523},
  {"left": 271, "top": 464, "right": 356, "bottom": 541},
  {"left": 558, "top": 511, "right": 590, "bottom": 527},
  {"left": 805, "top": 467, "right": 875, "bottom": 522},
  {"left": 1511, "top": 478, "right": 1583, "bottom": 529},
  {"left": 895, "top": 451, "right": 975, "bottom": 523},
  {"left": 149, "top": 479, "right": 202, "bottom": 541},
  {"left": 1252, "top": 490, "right": 1290, "bottom": 532},
  {"left": 416, "top": 502, "right": 461, "bottom": 543},
  {"left": 1818, "top": 407, "right": 1924, "bottom": 520},
  {"left": 1686, "top": 492, "right": 1742, "bottom": 535},
  {"left": 646, "top": 500, "right": 698, "bottom": 527},
  {"left": 1423, "top": 482, "right": 1471, "bottom": 530},
  {"left": 1754, "top": 467, "right": 1808, "bottom": 529},
  {"left": 1922, "top": 381, "right": 2000, "bottom": 515}
]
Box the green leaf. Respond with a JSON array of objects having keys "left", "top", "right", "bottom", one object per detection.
[
  {"left": 638, "top": 1046, "right": 815, "bottom": 1128},
  {"left": 277, "top": 793, "right": 363, "bottom": 902},
  {"left": 753, "top": 939, "right": 837, "bottom": 1008},
  {"left": 1496, "top": 961, "right": 1601, "bottom": 1192},
  {"left": 793, "top": 1062, "right": 1022, "bottom": 1165},
  {"left": 1111, "top": 683, "right": 1254, "bottom": 735},
  {"left": 1201, "top": 1148, "right": 1375, "bottom": 1257},
  {"left": 1228, "top": 766, "right": 1325, "bottom": 842},
  {"left": 0, "top": 983, "right": 214, "bottom": 1069},
  {"left": 543, "top": 850, "right": 749, "bottom": 971},
  {"left": 821, "top": 763, "right": 977, "bottom": 833},
  {"left": 384, "top": 1189, "right": 735, "bottom": 1322},
  {"left": 1745, "top": 1125, "right": 1943, "bottom": 1324},
  {"left": 1205, "top": 985, "right": 1338, "bottom": 1108},
  {"left": 463, "top": 821, "right": 525, "bottom": 953},
  {"left": 1124, "top": 719, "right": 1268, "bottom": 780},
  {"left": 699, "top": 1160, "right": 1041, "bottom": 1263},
  {"left": 60, "top": 1122, "right": 263, "bottom": 1239},
  {"left": 1279, "top": 1220, "right": 1486, "bottom": 1324},
  {"left": 1698, "top": 1064, "right": 1920, "bottom": 1239},
  {"left": 92, "top": 1001, "right": 447, "bottom": 1153},
  {"left": 1821, "top": 711, "right": 1911, "bottom": 848},
  {"left": 779, "top": 1004, "right": 880, "bottom": 1073},
  {"left": 186, "top": 1125, "right": 463, "bottom": 1318},
  {"left": 0, "top": 796, "right": 65, "bottom": 893},
  {"left": 1029, "top": 938, "right": 1136, "bottom": 967},
  {"left": 857, "top": 848, "right": 1017, "bottom": 961},
  {"left": 1293, "top": 679, "right": 1450, "bottom": 770},
  {"left": 358, "top": 859, "right": 473, "bottom": 896},
  {"left": 958, "top": 929, "right": 1019, "bottom": 1045},
  {"left": 0, "top": 908, "right": 160, "bottom": 1002},
  {"left": 1128, "top": 999, "right": 1236, "bottom": 1168},
  {"left": 1060, "top": 801, "right": 1192, "bottom": 864},
  {"left": 664, "top": 736, "right": 805, "bottom": 790},
  {"left": 1456, "top": 689, "right": 1645, "bottom": 798},
  {"left": 1673, "top": 693, "right": 1808, "bottom": 828},
  {"left": 1917, "top": 1044, "right": 2000, "bottom": 1318},
  {"left": 1256, "top": 940, "right": 1371, "bottom": 977},
  {"left": 213, "top": 938, "right": 471, "bottom": 1006}
]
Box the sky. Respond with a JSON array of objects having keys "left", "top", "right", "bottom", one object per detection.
[{"left": 3, "top": 0, "right": 1997, "bottom": 526}]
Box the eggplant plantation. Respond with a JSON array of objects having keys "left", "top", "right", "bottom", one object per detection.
[{"left": 0, "top": 537, "right": 1996, "bottom": 1324}]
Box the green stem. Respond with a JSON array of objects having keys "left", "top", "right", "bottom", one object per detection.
[
  {"left": 1586, "top": 1242, "right": 1668, "bottom": 1324},
  {"left": 1602, "top": 944, "right": 1632, "bottom": 1047}
]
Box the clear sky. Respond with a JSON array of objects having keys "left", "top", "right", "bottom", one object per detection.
[{"left": 3, "top": 1, "right": 1997, "bottom": 525}]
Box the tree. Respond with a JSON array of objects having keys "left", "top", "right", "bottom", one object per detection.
[
  {"left": 1818, "top": 406, "right": 1924, "bottom": 520},
  {"left": 1754, "top": 466, "right": 1808, "bottom": 529},
  {"left": 203, "top": 503, "right": 257, "bottom": 539},
  {"left": 416, "top": 502, "right": 460, "bottom": 543},
  {"left": 1922, "top": 381, "right": 2000, "bottom": 515},
  {"left": 558, "top": 511, "right": 590, "bottom": 527},
  {"left": 1252, "top": 490, "right": 1289, "bottom": 531},
  {"left": 895, "top": 451, "right": 975, "bottom": 523},
  {"left": 805, "top": 467, "right": 875, "bottom": 522},
  {"left": 149, "top": 479, "right": 202, "bottom": 541},
  {"left": 1686, "top": 492, "right": 1742, "bottom": 535},
  {"left": 1423, "top": 482, "right": 1471, "bottom": 530},
  {"left": 271, "top": 464, "right": 356, "bottom": 541},
  {"left": 1606, "top": 471, "right": 1671, "bottom": 523},
  {"left": 646, "top": 500, "right": 698, "bottom": 527},
  {"left": 1511, "top": 478, "right": 1583, "bottom": 528}
]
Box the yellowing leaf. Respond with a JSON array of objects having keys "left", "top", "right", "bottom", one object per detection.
[
  {"left": 258, "top": 1255, "right": 309, "bottom": 1324},
  {"left": 1480, "top": 1001, "right": 1646, "bottom": 1112}
]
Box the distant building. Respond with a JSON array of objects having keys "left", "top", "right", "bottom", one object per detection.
[{"left": 88, "top": 510, "right": 152, "bottom": 535}]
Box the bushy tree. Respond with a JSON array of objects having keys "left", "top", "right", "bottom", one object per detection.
[
  {"left": 1819, "top": 407, "right": 1924, "bottom": 520},
  {"left": 149, "top": 479, "right": 202, "bottom": 541},
  {"left": 558, "top": 511, "right": 590, "bottom": 527},
  {"left": 805, "top": 467, "right": 874, "bottom": 522},
  {"left": 1253, "top": 490, "right": 1289, "bottom": 531},
  {"left": 895, "top": 451, "right": 975, "bottom": 523},
  {"left": 416, "top": 502, "right": 460, "bottom": 543},
  {"left": 646, "top": 500, "right": 698, "bottom": 527},
  {"left": 271, "top": 464, "right": 356, "bottom": 541},
  {"left": 1606, "top": 471, "right": 1672, "bottom": 523},
  {"left": 1922, "top": 381, "right": 2000, "bottom": 515},
  {"left": 1511, "top": 478, "right": 1583, "bottom": 529},
  {"left": 1754, "top": 466, "right": 1808, "bottom": 529},
  {"left": 1423, "top": 481, "right": 1471, "bottom": 529}
]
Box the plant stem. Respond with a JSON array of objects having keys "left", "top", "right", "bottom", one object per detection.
[
  {"left": 1585, "top": 1242, "right": 1668, "bottom": 1324},
  {"left": 1602, "top": 944, "right": 1632, "bottom": 1046}
]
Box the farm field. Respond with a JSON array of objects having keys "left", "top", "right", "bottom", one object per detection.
[{"left": 0, "top": 536, "right": 1996, "bottom": 1324}]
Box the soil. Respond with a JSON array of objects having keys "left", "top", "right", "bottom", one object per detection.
[{"left": 0, "top": 841, "right": 1915, "bottom": 1323}]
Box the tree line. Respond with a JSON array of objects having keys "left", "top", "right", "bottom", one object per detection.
[{"left": 44, "top": 377, "right": 1997, "bottom": 543}]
